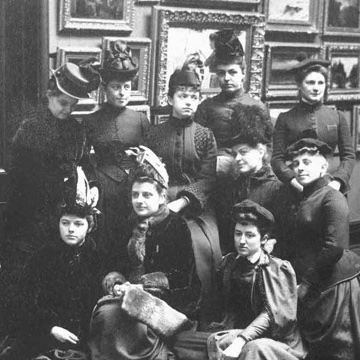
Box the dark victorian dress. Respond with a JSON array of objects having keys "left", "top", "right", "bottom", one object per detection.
[
  {"left": 272, "top": 101, "right": 355, "bottom": 193},
  {"left": 294, "top": 177, "right": 360, "bottom": 360},
  {"left": 86, "top": 103, "right": 150, "bottom": 267},
  {"left": 146, "top": 115, "right": 222, "bottom": 326}
]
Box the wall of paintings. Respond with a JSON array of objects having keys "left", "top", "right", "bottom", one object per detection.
[{"left": 49, "top": 0, "right": 360, "bottom": 221}]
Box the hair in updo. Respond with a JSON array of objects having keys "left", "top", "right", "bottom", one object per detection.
[{"left": 234, "top": 212, "right": 272, "bottom": 238}]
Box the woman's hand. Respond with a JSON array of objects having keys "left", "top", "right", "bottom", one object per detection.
[
  {"left": 297, "top": 282, "right": 310, "bottom": 301},
  {"left": 167, "top": 197, "right": 189, "bottom": 213},
  {"left": 328, "top": 180, "right": 341, "bottom": 191},
  {"left": 290, "top": 178, "right": 303, "bottom": 193},
  {"left": 50, "top": 326, "right": 79, "bottom": 345},
  {"left": 221, "top": 337, "right": 246, "bottom": 360}
]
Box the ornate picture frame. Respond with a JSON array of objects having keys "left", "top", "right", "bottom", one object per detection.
[
  {"left": 326, "top": 43, "right": 360, "bottom": 102},
  {"left": 58, "top": 0, "right": 135, "bottom": 33},
  {"left": 265, "top": 0, "right": 320, "bottom": 33},
  {"left": 324, "top": 0, "right": 360, "bottom": 36},
  {"left": 264, "top": 43, "right": 323, "bottom": 100},
  {"left": 56, "top": 46, "right": 102, "bottom": 113},
  {"left": 150, "top": 6, "right": 265, "bottom": 107},
  {"left": 102, "top": 37, "right": 151, "bottom": 103}
]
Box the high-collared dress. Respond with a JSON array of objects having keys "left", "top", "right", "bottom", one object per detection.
[
  {"left": 272, "top": 100, "right": 355, "bottom": 193},
  {"left": 145, "top": 115, "right": 222, "bottom": 326},
  {"left": 294, "top": 177, "right": 360, "bottom": 360},
  {"left": 86, "top": 103, "right": 150, "bottom": 268}
]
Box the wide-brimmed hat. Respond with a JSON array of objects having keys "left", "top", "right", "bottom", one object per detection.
[
  {"left": 101, "top": 40, "right": 139, "bottom": 82},
  {"left": 233, "top": 199, "right": 274, "bottom": 227},
  {"left": 286, "top": 138, "right": 332, "bottom": 160},
  {"left": 289, "top": 52, "right": 331, "bottom": 72},
  {"left": 51, "top": 62, "right": 101, "bottom": 99},
  {"left": 213, "top": 29, "right": 244, "bottom": 62}
]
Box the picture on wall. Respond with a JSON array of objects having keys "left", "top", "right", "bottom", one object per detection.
[
  {"left": 326, "top": 43, "right": 360, "bottom": 101},
  {"left": 324, "top": 0, "right": 360, "bottom": 36},
  {"left": 102, "top": 37, "right": 151, "bottom": 102},
  {"left": 265, "top": 0, "right": 319, "bottom": 32},
  {"left": 59, "top": 0, "right": 134, "bottom": 32},
  {"left": 264, "top": 43, "right": 323, "bottom": 99},
  {"left": 56, "top": 46, "right": 102, "bottom": 113},
  {"left": 151, "top": 6, "right": 265, "bottom": 107}
]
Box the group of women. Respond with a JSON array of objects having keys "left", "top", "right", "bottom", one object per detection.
[{"left": 1, "top": 33, "right": 360, "bottom": 360}]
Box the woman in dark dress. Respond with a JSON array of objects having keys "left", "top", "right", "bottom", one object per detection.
[
  {"left": 286, "top": 138, "right": 360, "bottom": 360},
  {"left": 272, "top": 56, "right": 355, "bottom": 195},
  {"left": 145, "top": 65, "right": 222, "bottom": 327},
  {"left": 86, "top": 41, "right": 150, "bottom": 266}
]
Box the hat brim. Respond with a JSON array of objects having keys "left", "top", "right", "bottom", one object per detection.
[
  {"left": 50, "top": 68, "right": 89, "bottom": 100},
  {"left": 289, "top": 59, "right": 331, "bottom": 72}
]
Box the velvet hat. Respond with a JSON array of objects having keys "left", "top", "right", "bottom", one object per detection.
[
  {"left": 289, "top": 52, "right": 330, "bottom": 72},
  {"left": 51, "top": 62, "right": 101, "bottom": 99},
  {"left": 286, "top": 138, "right": 332, "bottom": 160},
  {"left": 168, "top": 68, "right": 201, "bottom": 89},
  {"left": 233, "top": 199, "right": 274, "bottom": 227},
  {"left": 214, "top": 29, "right": 244, "bottom": 62},
  {"left": 221, "top": 104, "right": 273, "bottom": 148},
  {"left": 101, "top": 40, "right": 139, "bottom": 83}
]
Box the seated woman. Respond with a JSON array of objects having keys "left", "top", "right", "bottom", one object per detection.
[
  {"left": 286, "top": 138, "right": 360, "bottom": 360},
  {"left": 208, "top": 200, "right": 306, "bottom": 360},
  {"left": 6, "top": 173, "right": 102, "bottom": 360},
  {"left": 88, "top": 146, "right": 201, "bottom": 360}
]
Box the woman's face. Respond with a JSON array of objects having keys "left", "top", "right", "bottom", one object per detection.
[
  {"left": 105, "top": 79, "right": 131, "bottom": 108},
  {"left": 59, "top": 214, "right": 89, "bottom": 247},
  {"left": 131, "top": 181, "right": 166, "bottom": 218},
  {"left": 47, "top": 93, "right": 78, "bottom": 120},
  {"left": 298, "top": 71, "right": 326, "bottom": 104},
  {"left": 215, "top": 63, "right": 245, "bottom": 94},
  {"left": 292, "top": 152, "right": 328, "bottom": 187},
  {"left": 232, "top": 143, "right": 265, "bottom": 175},
  {"left": 234, "top": 222, "right": 264, "bottom": 258},
  {"left": 168, "top": 88, "right": 200, "bottom": 119}
]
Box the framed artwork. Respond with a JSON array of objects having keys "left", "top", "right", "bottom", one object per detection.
[
  {"left": 150, "top": 6, "right": 265, "bottom": 107},
  {"left": 58, "top": 0, "right": 135, "bottom": 33},
  {"left": 265, "top": 0, "right": 320, "bottom": 32},
  {"left": 56, "top": 46, "right": 102, "bottom": 112},
  {"left": 324, "top": 0, "right": 360, "bottom": 36},
  {"left": 264, "top": 43, "right": 323, "bottom": 99},
  {"left": 326, "top": 43, "right": 360, "bottom": 101},
  {"left": 127, "top": 104, "right": 151, "bottom": 120},
  {"left": 102, "top": 37, "right": 151, "bottom": 102},
  {"left": 153, "top": 114, "right": 170, "bottom": 125}
]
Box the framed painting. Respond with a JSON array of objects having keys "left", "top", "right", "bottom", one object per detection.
[
  {"left": 265, "top": 0, "right": 320, "bottom": 33},
  {"left": 326, "top": 43, "right": 360, "bottom": 101},
  {"left": 59, "top": 0, "right": 135, "bottom": 33},
  {"left": 324, "top": 0, "right": 360, "bottom": 36},
  {"left": 151, "top": 6, "right": 265, "bottom": 107},
  {"left": 56, "top": 46, "right": 102, "bottom": 112},
  {"left": 264, "top": 43, "right": 323, "bottom": 99},
  {"left": 102, "top": 37, "right": 151, "bottom": 102}
]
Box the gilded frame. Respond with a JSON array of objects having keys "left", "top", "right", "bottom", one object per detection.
[
  {"left": 56, "top": 46, "right": 102, "bottom": 112},
  {"left": 151, "top": 6, "right": 265, "bottom": 107},
  {"left": 102, "top": 37, "right": 151, "bottom": 103},
  {"left": 58, "top": 0, "right": 135, "bottom": 33},
  {"left": 264, "top": 43, "right": 323, "bottom": 100},
  {"left": 265, "top": 0, "right": 320, "bottom": 33},
  {"left": 326, "top": 43, "right": 360, "bottom": 102},
  {"left": 324, "top": 0, "right": 360, "bottom": 36}
]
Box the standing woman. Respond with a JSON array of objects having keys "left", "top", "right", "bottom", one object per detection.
[
  {"left": 86, "top": 41, "right": 150, "bottom": 266},
  {"left": 145, "top": 64, "right": 222, "bottom": 327},
  {"left": 287, "top": 138, "right": 360, "bottom": 360},
  {"left": 4, "top": 62, "right": 101, "bottom": 263},
  {"left": 272, "top": 55, "right": 355, "bottom": 194}
]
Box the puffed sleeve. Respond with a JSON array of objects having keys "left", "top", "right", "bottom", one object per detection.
[
  {"left": 331, "top": 111, "right": 355, "bottom": 192},
  {"left": 302, "top": 190, "right": 349, "bottom": 285},
  {"left": 178, "top": 127, "right": 217, "bottom": 215},
  {"left": 271, "top": 113, "right": 296, "bottom": 185}
]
